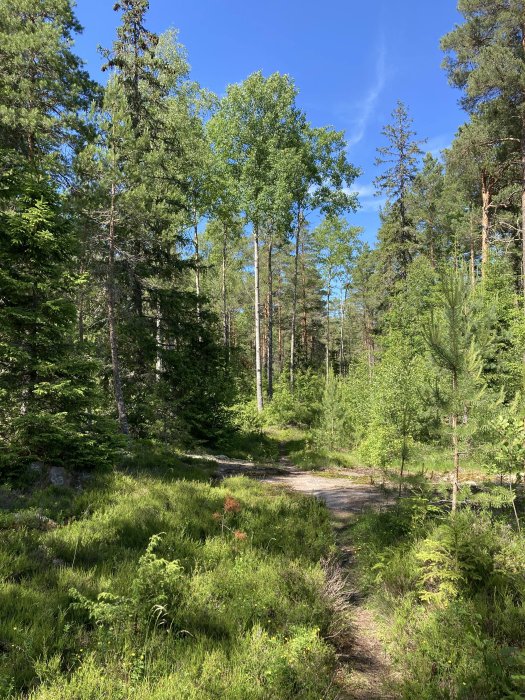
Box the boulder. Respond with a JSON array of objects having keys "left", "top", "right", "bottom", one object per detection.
[
  {"left": 49, "top": 466, "right": 72, "bottom": 488},
  {"left": 29, "top": 461, "right": 44, "bottom": 473}
]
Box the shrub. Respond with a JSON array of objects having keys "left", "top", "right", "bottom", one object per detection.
[
  {"left": 353, "top": 504, "right": 525, "bottom": 699},
  {"left": 266, "top": 371, "right": 323, "bottom": 429}
]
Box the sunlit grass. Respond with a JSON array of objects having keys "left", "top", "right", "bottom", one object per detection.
[{"left": 0, "top": 453, "right": 338, "bottom": 699}]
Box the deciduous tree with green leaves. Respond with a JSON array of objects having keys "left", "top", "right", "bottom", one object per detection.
[{"left": 208, "top": 72, "right": 305, "bottom": 411}]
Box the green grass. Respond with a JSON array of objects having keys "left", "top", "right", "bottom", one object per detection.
[
  {"left": 271, "top": 429, "right": 493, "bottom": 486},
  {"left": 0, "top": 450, "right": 340, "bottom": 699}
]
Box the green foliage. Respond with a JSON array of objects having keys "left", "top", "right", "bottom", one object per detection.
[
  {"left": 0, "top": 465, "right": 336, "bottom": 699},
  {"left": 374, "top": 100, "right": 425, "bottom": 282},
  {"left": 314, "top": 371, "right": 353, "bottom": 450},
  {"left": 0, "top": 0, "right": 97, "bottom": 166},
  {"left": 351, "top": 503, "right": 525, "bottom": 699},
  {"left": 360, "top": 423, "right": 408, "bottom": 469},
  {"left": 228, "top": 400, "right": 265, "bottom": 434},
  {"left": 359, "top": 339, "right": 427, "bottom": 471},
  {"left": 266, "top": 370, "right": 323, "bottom": 429},
  {"left": 0, "top": 159, "right": 118, "bottom": 473},
  {"left": 481, "top": 397, "right": 525, "bottom": 477}
]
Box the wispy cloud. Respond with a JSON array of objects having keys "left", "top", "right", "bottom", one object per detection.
[
  {"left": 351, "top": 183, "right": 376, "bottom": 199},
  {"left": 345, "top": 41, "right": 387, "bottom": 149},
  {"left": 345, "top": 181, "right": 386, "bottom": 213},
  {"left": 425, "top": 133, "right": 452, "bottom": 159}
]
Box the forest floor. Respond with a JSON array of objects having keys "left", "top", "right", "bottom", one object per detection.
[{"left": 208, "top": 447, "right": 398, "bottom": 699}]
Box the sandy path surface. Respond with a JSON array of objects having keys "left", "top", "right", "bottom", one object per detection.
[
  {"left": 264, "top": 470, "right": 390, "bottom": 520},
  {"left": 209, "top": 452, "right": 392, "bottom": 522},
  {"left": 207, "top": 450, "right": 397, "bottom": 699}
]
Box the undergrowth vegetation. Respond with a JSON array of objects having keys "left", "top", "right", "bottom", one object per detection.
[
  {"left": 348, "top": 498, "right": 525, "bottom": 699},
  {"left": 0, "top": 458, "right": 340, "bottom": 699}
]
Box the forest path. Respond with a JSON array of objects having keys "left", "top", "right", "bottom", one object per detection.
[
  {"left": 211, "top": 447, "right": 397, "bottom": 699},
  {"left": 212, "top": 448, "right": 394, "bottom": 522}
]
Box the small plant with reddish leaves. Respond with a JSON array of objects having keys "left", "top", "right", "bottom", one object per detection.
[
  {"left": 224, "top": 496, "right": 241, "bottom": 513},
  {"left": 213, "top": 495, "right": 244, "bottom": 537}
]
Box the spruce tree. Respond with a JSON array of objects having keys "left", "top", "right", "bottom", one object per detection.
[
  {"left": 409, "top": 154, "right": 447, "bottom": 267},
  {"left": 0, "top": 159, "right": 111, "bottom": 469},
  {"left": 374, "top": 101, "right": 425, "bottom": 284}
]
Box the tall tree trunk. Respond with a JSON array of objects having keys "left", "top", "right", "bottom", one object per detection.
[
  {"left": 481, "top": 174, "right": 491, "bottom": 279},
  {"left": 339, "top": 287, "right": 347, "bottom": 374},
  {"left": 301, "top": 236, "right": 308, "bottom": 365},
  {"left": 289, "top": 210, "right": 302, "bottom": 389},
  {"left": 254, "top": 224, "right": 264, "bottom": 412},
  {"left": 267, "top": 241, "right": 274, "bottom": 400},
  {"left": 108, "top": 181, "right": 129, "bottom": 435},
  {"left": 262, "top": 300, "right": 268, "bottom": 376},
  {"left": 325, "top": 280, "right": 331, "bottom": 381},
  {"left": 222, "top": 232, "right": 228, "bottom": 349},
  {"left": 451, "top": 371, "right": 459, "bottom": 514},
  {"left": 193, "top": 207, "right": 201, "bottom": 321},
  {"left": 277, "top": 271, "right": 283, "bottom": 373}
]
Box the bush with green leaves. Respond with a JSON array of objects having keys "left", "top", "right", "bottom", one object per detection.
[
  {"left": 313, "top": 370, "right": 354, "bottom": 450},
  {"left": 265, "top": 370, "right": 323, "bottom": 429},
  {"left": 481, "top": 397, "right": 525, "bottom": 479},
  {"left": 351, "top": 502, "right": 525, "bottom": 699}
]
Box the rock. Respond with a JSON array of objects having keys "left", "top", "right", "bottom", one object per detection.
[
  {"left": 29, "top": 461, "right": 44, "bottom": 473},
  {"left": 49, "top": 466, "right": 72, "bottom": 488},
  {"left": 75, "top": 471, "right": 93, "bottom": 491},
  {"left": 36, "top": 515, "right": 58, "bottom": 531},
  {"left": 13, "top": 513, "right": 57, "bottom": 531}
]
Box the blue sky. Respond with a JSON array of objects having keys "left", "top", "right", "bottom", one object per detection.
[{"left": 73, "top": 0, "right": 465, "bottom": 244}]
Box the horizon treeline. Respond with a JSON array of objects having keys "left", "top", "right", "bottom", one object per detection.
[{"left": 1, "top": 0, "right": 525, "bottom": 490}]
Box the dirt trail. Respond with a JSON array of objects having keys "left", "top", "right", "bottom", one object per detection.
[
  {"left": 211, "top": 450, "right": 393, "bottom": 522},
  {"left": 210, "top": 449, "right": 397, "bottom": 699}
]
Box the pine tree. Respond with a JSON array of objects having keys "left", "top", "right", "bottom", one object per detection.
[
  {"left": 446, "top": 114, "right": 518, "bottom": 278},
  {"left": 0, "top": 0, "right": 97, "bottom": 169},
  {"left": 442, "top": 2, "right": 525, "bottom": 302},
  {"left": 425, "top": 269, "right": 485, "bottom": 513}
]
